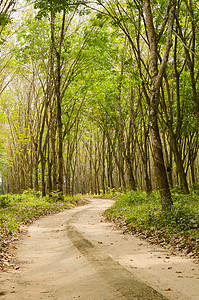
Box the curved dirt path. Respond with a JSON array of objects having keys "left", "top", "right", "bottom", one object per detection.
[{"left": 0, "top": 198, "right": 198, "bottom": 300}]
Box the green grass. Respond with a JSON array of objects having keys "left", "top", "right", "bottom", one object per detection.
[
  {"left": 0, "top": 190, "right": 87, "bottom": 250},
  {"left": 104, "top": 189, "right": 199, "bottom": 256}
]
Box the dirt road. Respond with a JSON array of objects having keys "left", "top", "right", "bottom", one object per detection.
[{"left": 0, "top": 198, "right": 198, "bottom": 300}]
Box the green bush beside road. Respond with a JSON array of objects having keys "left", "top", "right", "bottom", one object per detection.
[{"left": 104, "top": 189, "right": 199, "bottom": 256}]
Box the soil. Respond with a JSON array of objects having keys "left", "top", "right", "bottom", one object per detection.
[{"left": 0, "top": 198, "right": 199, "bottom": 299}]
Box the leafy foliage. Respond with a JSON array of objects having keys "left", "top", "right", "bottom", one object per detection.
[
  {"left": 33, "top": 0, "right": 86, "bottom": 18},
  {"left": 0, "top": 190, "right": 87, "bottom": 250},
  {"left": 0, "top": 195, "right": 11, "bottom": 208}
]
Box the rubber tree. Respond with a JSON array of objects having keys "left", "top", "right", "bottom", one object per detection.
[{"left": 143, "top": 0, "right": 176, "bottom": 209}]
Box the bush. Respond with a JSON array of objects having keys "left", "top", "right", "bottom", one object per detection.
[
  {"left": 149, "top": 206, "right": 198, "bottom": 232},
  {"left": 0, "top": 195, "right": 11, "bottom": 208},
  {"left": 46, "top": 191, "right": 64, "bottom": 202},
  {"left": 22, "top": 189, "right": 42, "bottom": 197},
  {"left": 104, "top": 190, "right": 199, "bottom": 256}
]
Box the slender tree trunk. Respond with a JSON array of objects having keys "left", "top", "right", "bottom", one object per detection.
[
  {"left": 89, "top": 138, "right": 94, "bottom": 194},
  {"left": 30, "top": 145, "right": 33, "bottom": 190},
  {"left": 169, "top": 131, "right": 189, "bottom": 193},
  {"left": 34, "top": 144, "right": 39, "bottom": 191},
  {"left": 102, "top": 130, "right": 106, "bottom": 193},
  {"left": 51, "top": 122, "right": 57, "bottom": 191},
  {"left": 41, "top": 152, "right": 46, "bottom": 197},
  {"left": 55, "top": 51, "right": 64, "bottom": 195},
  {"left": 47, "top": 140, "right": 52, "bottom": 195},
  {"left": 50, "top": 10, "right": 66, "bottom": 196},
  {"left": 190, "top": 157, "right": 196, "bottom": 185}
]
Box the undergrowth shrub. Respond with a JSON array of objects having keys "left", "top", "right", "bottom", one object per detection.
[
  {"left": 0, "top": 190, "right": 87, "bottom": 251},
  {"left": 104, "top": 189, "right": 199, "bottom": 255},
  {"left": 0, "top": 195, "right": 11, "bottom": 208}
]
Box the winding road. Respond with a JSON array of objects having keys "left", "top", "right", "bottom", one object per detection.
[{"left": 0, "top": 198, "right": 198, "bottom": 299}]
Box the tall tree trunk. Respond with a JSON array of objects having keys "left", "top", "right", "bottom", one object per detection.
[
  {"left": 50, "top": 10, "right": 66, "bottom": 196},
  {"left": 34, "top": 144, "right": 39, "bottom": 191},
  {"left": 102, "top": 130, "right": 106, "bottom": 193},
  {"left": 47, "top": 139, "right": 52, "bottom": 195},
  {"left": 57, "top": 88, "right": 64, "bottom": 194},
  {"left": 144, "top": 0, "right": 176, "bottom": 209}
]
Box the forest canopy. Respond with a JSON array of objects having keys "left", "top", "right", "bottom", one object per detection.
[{"left": 0, "top": 0, "right": 198, "bottom": 211}]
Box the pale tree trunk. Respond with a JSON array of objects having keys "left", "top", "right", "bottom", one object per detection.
[
  {"left": 107, "top": 139, "right": 114, "bottom": 189},
  {"left": 89, "top": 138, "right": 94, "bottom": 194},
  {"left": 41, "top": 151, "right": 46, "bottom": 197},
  {"left": 47, "top": 139, "right": 52, "bottom": 195},
  {"left": 34, "top": 143, "right": 39, "bottom": 191},
  {"left": 51, "top": 116, "right": 57, "bottom": 191},
  {"left": 102, "top": 130, "right": 106, "bottom": 193}
]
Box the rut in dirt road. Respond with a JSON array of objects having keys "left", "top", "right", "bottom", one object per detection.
[{"left": 66, "top": 223, "right": 167, "bottom": 300}]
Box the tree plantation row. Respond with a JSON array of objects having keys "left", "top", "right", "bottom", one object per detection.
[{"left": 0, "top": 0, "right": 198, "bottom": 210}]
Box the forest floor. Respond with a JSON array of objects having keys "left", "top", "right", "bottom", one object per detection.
[{"left": 0, "top": 197, "right": 199, "bottom": 300}]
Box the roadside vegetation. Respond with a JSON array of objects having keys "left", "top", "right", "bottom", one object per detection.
[
  {"left": 103, "top": 187, "right": 199, "bottom": 257},
  {"left": 0, "top": 190, "right": 87, "bottom": 269}
]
